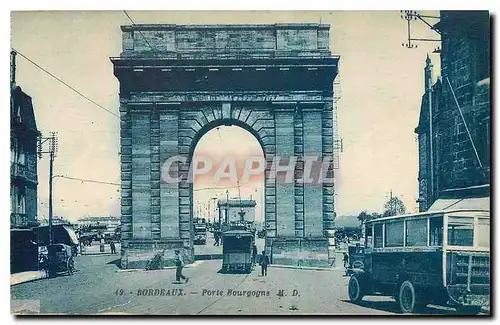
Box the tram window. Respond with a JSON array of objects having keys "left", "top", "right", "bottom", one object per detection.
[
  {"left": 477, "top": 218, "right": 490, "bottom": 247},
  {"left": 429, "top": 217, "right": 443, "bottom": 246},
  {"left": 447, "top": 216, "right": 473, "bottom": 246},
  {"left": 406, "top": 218, "right": 427, "bottom": 246},
  {"left": 366, "top": 224, "right": 373, "bottom": 248},
  {"left": 374, "top": 224, "right": 383, "bottom": 248},
  {"left": 385, "top": 221, "right": 404, "bottom": 247}
]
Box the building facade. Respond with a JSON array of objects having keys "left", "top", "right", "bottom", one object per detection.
[
  {"left": 78, "top": 216, "right": 121, "bottom": 235},
  {"left": 111, "top": 24, "right": 340, "bottom": 268},
  {"left": 416, "top": 11, "right": 490, "bottom": 211},
  {"left": 11, "top": 52, "right": 40, "bottom": 228}
]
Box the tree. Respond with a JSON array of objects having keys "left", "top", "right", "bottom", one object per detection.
[
  {"left": 383, "top": 197, "right": 407, "bottom": 217},
  {"left": 357, "top": 211, "right": 371, "bottom": 225}
]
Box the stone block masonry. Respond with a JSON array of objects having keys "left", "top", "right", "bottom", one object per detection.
[{"left": 112, "top": 24, "right": 340, "bottom": 269}]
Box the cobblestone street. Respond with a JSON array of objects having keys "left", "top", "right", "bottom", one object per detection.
[{"left": 11, "top": 253, "right": 466, "bottom": 315}]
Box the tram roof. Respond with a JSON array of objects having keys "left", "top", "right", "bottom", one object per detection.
[
  {"left": 222, "top": 230, "right": 253, "bottom": 237},
  {"left": 366, "top": 208, "right": 490, "bottom": 224}
]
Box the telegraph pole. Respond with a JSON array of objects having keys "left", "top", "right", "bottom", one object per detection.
[
  {"left": 225, "top": 190, "right": 229, "bottom": 224},
  {"left": 38, "top": 132, "right": 58, "bottom": 245},
  {"left": 49, "top": 150, "right": 54, "bottom": 244}
]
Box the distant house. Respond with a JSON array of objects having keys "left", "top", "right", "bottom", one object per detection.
[
  {"left": 77, "top": 216, "right": 121, "bottom": 235},
  {"left": 415, "top": 11, "right": 490, "bottom": 211},
  {"left": 11, "top": 82, "right": 40, "bottom": 228}
]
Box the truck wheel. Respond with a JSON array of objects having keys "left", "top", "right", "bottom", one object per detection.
[
  {"left": 348, "top": 275, "right": 365, "bottom": 303},
  {"left": 398, "top": 280, "right": 417, "bottom": 313},
  {"left": 67, "top": 258, "right": 75, "bottom": 275}
]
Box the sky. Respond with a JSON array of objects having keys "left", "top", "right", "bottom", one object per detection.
[{"left": 10, "top": 10, "right": 441, "bottom": 222}]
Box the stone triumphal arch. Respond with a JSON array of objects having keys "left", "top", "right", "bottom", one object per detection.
[{"left": 111, "top": 24, "right": 340, "bottom": 268}]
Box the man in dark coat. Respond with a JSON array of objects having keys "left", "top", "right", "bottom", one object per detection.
[
  {"left": 214, "top": 231, "right": 219, "bottom": 246},
  {"left": 343, "top": 252, "right": 349, "bottom": 268},
  {"left": 174, "top": 250, "right": 189, "bottom": 283},
  {"left": 252, "top": 244, "right": 258, "bottom": 265},
  {"left": 259, "top": 250, "right": 270, "bottom": 276}
]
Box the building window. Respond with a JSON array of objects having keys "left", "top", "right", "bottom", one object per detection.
[
  {"left": 454, "top": 116, "right": 466, "bottom": 142},
  {"left": 429, "top": 216, "right": 443, "bottom": 246},
  {"left": 18, "top": 149, "right": 25, "bottom": 165},
  {"left": 17, "top": 192, "right": 26, "bottom": 214},
  {"left": 374, "top": 224, "right": 383, "bottom": 248},
  {"left": 477, "top": 218, "right": 490, "bottom": 247},
  {"left": 385, "top": 221, "right": 404, "bottom": 247},
  {"left": 406, "top": 218, "right": 428, "bottom": 246},
  {"left": 15, "top": 104, "right": 22, "bottom": 123},
  {"left": 478, "top": 117, "right": 490, "bottom": 167}
]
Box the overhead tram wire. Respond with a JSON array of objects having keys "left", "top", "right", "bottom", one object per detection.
[
  {"left": 54, "top": 175, "right": 242, "bottom": 192},
  {"left": 55, "top": 175, "right": 120, "bottom": 186},
  {"left": 11, "top": 48, "right": 119, "bottom": 119}
]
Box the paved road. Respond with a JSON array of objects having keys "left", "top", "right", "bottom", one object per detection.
[{"left": 10, "top": 254, "right": 467, "bottom": 315}]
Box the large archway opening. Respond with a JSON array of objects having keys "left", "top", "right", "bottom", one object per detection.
[{"left": 191, "top": 124, "right": 265, "bottom": 257}]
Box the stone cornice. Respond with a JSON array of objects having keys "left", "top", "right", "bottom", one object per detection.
[
  {"left": 123, "top": 91, "right": 332, "bottom": 105},
  {"left": 121, "top": 23, "right": 331, "bottom": 32}
]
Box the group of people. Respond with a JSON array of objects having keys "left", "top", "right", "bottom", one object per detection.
[{"left": 251, "top": 244, "right": 269, "bottom": 276}]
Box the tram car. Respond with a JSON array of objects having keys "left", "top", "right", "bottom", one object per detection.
[{"left": 221, "top": 228, "right": 254, "bottom": 273}]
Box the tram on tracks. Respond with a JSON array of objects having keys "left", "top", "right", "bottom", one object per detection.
[{"left": 221, "top": 224, "right": 254, "bottom": 273}]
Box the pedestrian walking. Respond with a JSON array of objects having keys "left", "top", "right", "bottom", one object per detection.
[
  {"left": 259, "top": 250, "right": 270, "bottom": 276},
  {"left": 214, "top": 231, "right": 219, "bottom": 246},
  {"left": 343, "top": 252, "right": 349, "bottom": 268},
  {"left": 174, "top": 250, "right": 189, "bottom": 283},
  {"left": 110, "top": 241, "right": 116, "bottom": 254},
  {"left": 252, "top": 244, "right": 258, "bottom": 265}
]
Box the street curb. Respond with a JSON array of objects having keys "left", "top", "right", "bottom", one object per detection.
[
  {"left": 270, "top": 265, "right": 342, "bottom": 271},
  {"left": 10, "top": 272, "right": 45, "bottom": 286}
]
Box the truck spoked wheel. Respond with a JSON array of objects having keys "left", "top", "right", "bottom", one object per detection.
[
  {"left": 67, "top": 258, "right": 75, "bottom": 275},
  {"left": 398, "top": 281, "right": 416, "bottom": 313},
  {"left": 348, "top": 275, "right": 364, "bottom": 303}
]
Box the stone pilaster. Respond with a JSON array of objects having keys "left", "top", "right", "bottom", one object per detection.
[
  {"left": 273, "top": 104, "right": 296, "bottom": 237},
  {"left": 302, "top": 106, "right": 324, "bottom": 238},
  {"left": 322, "top": 102, "right": 335, "bottom": 238},
  {"left": 130, "top": 108, "right": 152, "bottom": 240},
  {"left": 120, "top": 104, "right": 132, "bottom": 248},
  {"left": 159, "top": 106, "right": 180, "bottom": 239},
  {"left": 294, "top": 107, "right": 304, "bottom": 238},
  {"left": 150, "top": 108, "right": 161, "bottom": 240}
]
